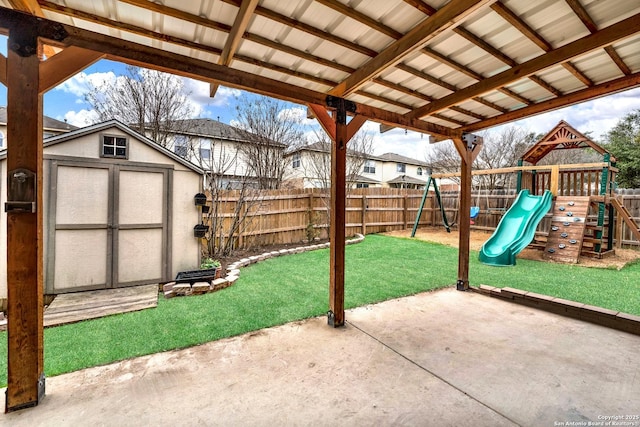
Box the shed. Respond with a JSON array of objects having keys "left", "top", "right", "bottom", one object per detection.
[{"left": 0, "top": 120, "right": 204, "bottom": 301}]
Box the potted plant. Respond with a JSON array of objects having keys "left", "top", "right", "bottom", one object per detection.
[
  {"left": 201, "top": 257, "right": 222, "bottom": 279},
  {"left": 175, "top": 258, "right": 221, "bottom": 284}
]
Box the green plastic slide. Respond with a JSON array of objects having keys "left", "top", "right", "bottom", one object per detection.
[{"left": 479, "top": 190, "right": 553, "bottom": 266}]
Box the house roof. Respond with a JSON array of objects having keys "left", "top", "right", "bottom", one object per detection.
[
  {"left": 288, "top": 141, "right": 370, "bottom": 158},
  {"left": 0, "top": 106, "right": 77, "bottom": 132},
  {"left": 289, "top": 143, "right": 428, "bottom": 167},
  {"left": 521, "top": 120, "right": 615, "bottom": 165},
  {"left": 2, "top": 2, "right": 638, "bottom": 140},
  {"left": 155, "top": 118, "right": 286, "bottom": 147},
  {"left": 39, "top": 120, "right": 204, "bottom": 174},
  {"left": 378, "top": 152, "right": 429, "bottom": 167},
  {"left": 349, "top": 174, "right": 380, "bottom": 184},
  {"left": 387, "top": 175, "right": 427, "bottom": 185}
]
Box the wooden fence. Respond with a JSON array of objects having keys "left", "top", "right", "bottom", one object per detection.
[{"left": 205, "top": 187, "right": 640, "bottom": 250}]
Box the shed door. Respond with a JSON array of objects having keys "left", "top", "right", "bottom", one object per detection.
[{"left": 47, "top": 161, "right": 171, "bottom": 293}]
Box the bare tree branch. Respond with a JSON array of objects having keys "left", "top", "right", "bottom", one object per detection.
[{"left": 84, "top": 65, "right": 195, "bottom": 148}]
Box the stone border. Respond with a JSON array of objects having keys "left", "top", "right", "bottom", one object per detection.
[
  {"left": 225, "top": 233, "right": 365, "bottom": 276},
  {"left": 164, "top": 234, "right": 365, "bottom": 299},
  {"left": 473, "top": 285, "right": 640, "bottom": 336}
]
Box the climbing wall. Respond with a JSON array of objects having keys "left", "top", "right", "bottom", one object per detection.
[{"left": 543, "top": 196, "right": 590, "bottom": 263}]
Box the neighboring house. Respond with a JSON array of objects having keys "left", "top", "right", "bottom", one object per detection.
[
  {"left": 284, "top": 144, "right": 428, "bottom": 189},
  {"left": 0, "top": 120, "right": 203, "bottom": 301},
  {"left": 0, "top": 106, "right": 77, "bottom": 148},
  {"left": 376, "top": 153, "right": 429, "bottom": 189},
  {"left": 142, "top": 119, "right": 287, "bottom": 189}
]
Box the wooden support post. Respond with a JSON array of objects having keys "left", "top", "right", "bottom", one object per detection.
[
  {"left": 5, "top": 28, "right": 46, "bottom": 412},
  {"left": 453, "top": 132, "right": 482, "bottom": 291},
  {"left": 550, "top": 165, "right": 559, "bottom": 196},
  {"left": 328, "top": 108, "right": 347, "bottom": 327}
]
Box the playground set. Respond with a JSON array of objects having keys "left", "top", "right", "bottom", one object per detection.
[{"left": 414, "top": 121, "right": 640, "bottom": 266}]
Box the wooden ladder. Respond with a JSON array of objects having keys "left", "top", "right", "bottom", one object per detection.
[{"left": 611, "top": 198, "right": 640, "bottom": 242}]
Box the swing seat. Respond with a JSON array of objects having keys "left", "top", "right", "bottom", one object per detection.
[{"left": 470, "top": 206, "right": 480, "bottom": 219}]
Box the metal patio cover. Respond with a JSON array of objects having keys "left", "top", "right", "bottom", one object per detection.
[{"left": 1, "top": 0, "right": 639, "bottom": 138}]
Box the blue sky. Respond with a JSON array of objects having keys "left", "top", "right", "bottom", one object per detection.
[{"left": 1, "top": 36, "right": 639, "bottom": 158}]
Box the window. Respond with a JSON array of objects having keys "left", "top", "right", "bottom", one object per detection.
[
  {"left": 292, "top": 153, "right": 301, "bottom": 168},
  {"left": 417, "top": 167, "right": 423, "bottom": 176},
  {"left": 200, "top": 140, "right": 211, "bottom": 161},
  {"left": 174, "top": 135, "right": 188, "bottom": 158},
  {"left": 363, "top": 159, "right": 376, "bottom": 174},
  {"left": 397, "top": 163, "right": 406, "bottom": 173},
  {"left": 101, "top": 134, "right": 128, "bottom": 159},
  {"left": 0, "top": 131, "right": 4, "bottom": 148},
  {"left": 356, "top": 183, "right": 369, "bottom": 188}
]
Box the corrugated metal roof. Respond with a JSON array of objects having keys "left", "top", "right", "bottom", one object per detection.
[{"left": 1, "top": 0, "right": 639, "bottom": 138}]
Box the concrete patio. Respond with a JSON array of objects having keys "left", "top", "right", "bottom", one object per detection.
[{"left": 2, "top": 287, "right": 638, "bottom": 426}]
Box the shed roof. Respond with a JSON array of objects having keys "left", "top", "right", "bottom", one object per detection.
[
  {"left": 520, "top": 120, "right": 614, "bottom": 165},
  {"left": 1, "top": 1, "right": 639, "bottom": 138},
  {"left": 41, "top": 119, "right": 205, "bottom": 174}
]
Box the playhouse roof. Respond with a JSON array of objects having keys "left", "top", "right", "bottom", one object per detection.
[{"left": 520, "top": 120, "right": 615, "bottom": 165}]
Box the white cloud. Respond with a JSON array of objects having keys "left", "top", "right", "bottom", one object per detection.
[
  {"left": 371, "top": 127, "right": 434, "bottom": 160},
  {"left": 62, "top": 109, "right": 100, "bottom": 127},
  {"left": 54, "top": 71, "right": 117, "bottom": 98},
  {"left": 509, "top": 88, "right": 640, "bottom": 141}
]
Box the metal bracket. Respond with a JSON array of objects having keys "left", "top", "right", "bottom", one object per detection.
[
  {"left": 327, "top": 310, "right": 335, "bottom": 326},
  {"left": 4, "top": 373, "right": 45, "bottom": 412},
  {"left": 461, "top": 132, "right": 483, "bottom": 151},
  {"left": 5, "top": 168, "right": 36, "bottom": 214},
  {"left": 325, "top": 95, "right": 356, "bottom": 126},
  {"left": 38, "top": 373, "right": 46, "bottom": 403},
  {"left": 456, "top": 279, "right": 468, "bottom": 291},
  {"left": 7, "top": 12, "right": 67, "bottom": 57}
]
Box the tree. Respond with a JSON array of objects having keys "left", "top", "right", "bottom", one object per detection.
[
  {"left": 604, "top": 110, "right": 640, "bottom": 188},
  {"left": 84, "top": 65, "right": 194, "bottom": 148},
  {"left": 426, "top": 126, "right": 537, "bottom": 189},
  {"left": 233, "top": 96, "right": 306, "bottom": 189}
]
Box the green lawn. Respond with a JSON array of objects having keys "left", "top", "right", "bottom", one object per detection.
[{"left": 0, "top": 233, "right": 638, "bottom": 387}]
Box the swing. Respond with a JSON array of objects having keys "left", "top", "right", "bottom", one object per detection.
[
  {"left": 411, "top": 174, "right": 455, "bottom": 236},
  {"left": 470, "top": 177, "right": 482, "bottom": 225}
]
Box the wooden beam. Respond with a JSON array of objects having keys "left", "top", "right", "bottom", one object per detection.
[
  {"left": 240, "top": 0, "right": 378, "bottom": 57},
  {"left": 5, "top": 25, "right": 45, "bottom": 412},
  {"left": 308, "top": 104, "right": 336, "bottom": 138},
  {"left": 329, "top": 0, "right": 493, "bottom": 97},
  {"left": 462, "top": 72, "right": 640, "bottom": 132},
  {"left": 7, "top": 0, "right": 57, "bottom": 57},
  {"left": 490, "top": 1, "right": 550, "bottom": 51},
  {"left": 0, "top": 52, "right": 6, "bottom": 86},
  {"left": 39, "top": 46, "right": 104, "bottom": 93},
  {"left": 210, "top": 0, "right": 259, "bottom": 97},
  {"left": 564, "top": 0, "right": 632, "bottom": 77},
  {"left": 0, "top": 6, "right": 454, "bottom": 138},
  {"left": 491, "top": 0, "right": 593, "bottom": 88},
  {"left": 408, "top": 13, "right": 640, "bottom": 118},
  {"left": 315, "top": 0, "right": 402, "bottom": 40},
  {"left": 39, "top": 1, "right": 225, "bottom": 58},
  {"left": 308, "top": 104, "right": 368, "bottom": 142}
]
